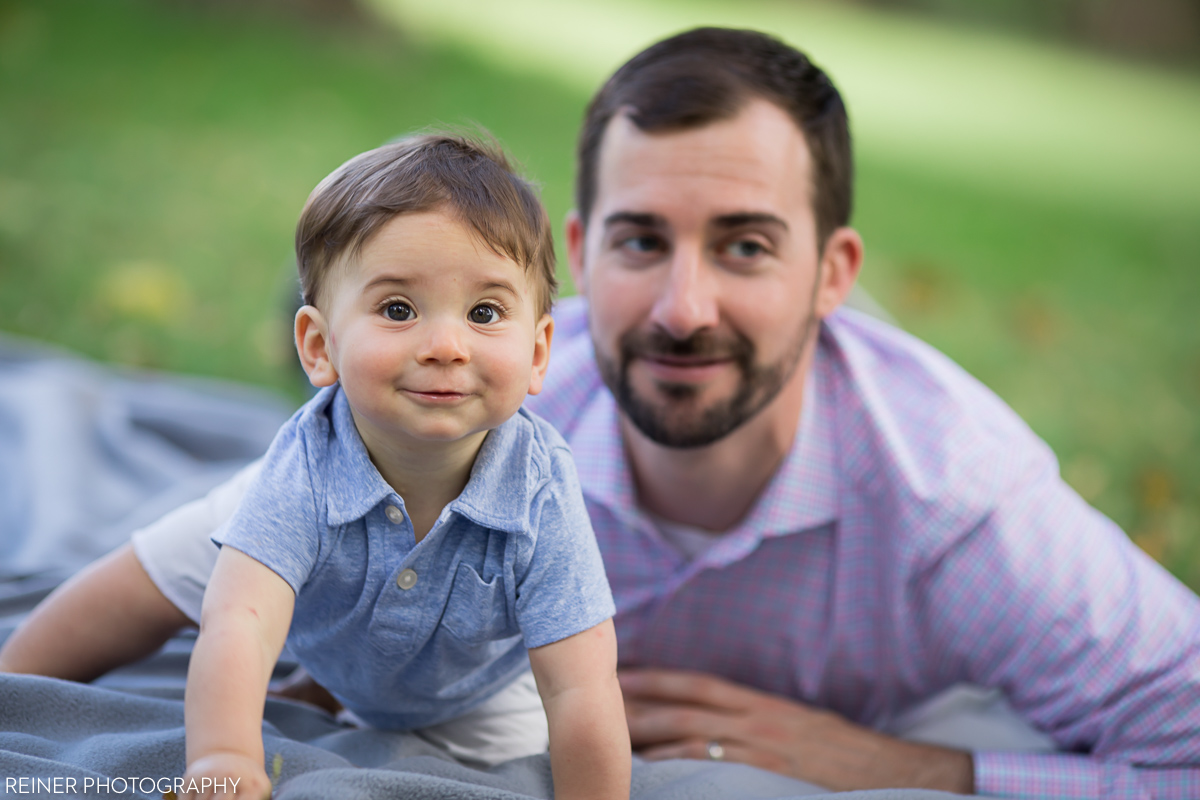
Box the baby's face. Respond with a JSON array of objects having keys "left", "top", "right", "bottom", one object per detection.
[{"left": 304, "top": 209, "right": 551, "bottom": 451}]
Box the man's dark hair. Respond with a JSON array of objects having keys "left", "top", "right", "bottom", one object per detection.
[
  {"left": 297, "top": 133, "right": 557, "bottom": 315},
  {"left": 577, "top": 27, "right": 852, "bottom": 247}
]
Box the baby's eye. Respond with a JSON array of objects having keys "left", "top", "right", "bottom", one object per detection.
[
  {"left": 385, "top": 302, "right": 414, "bottom": 321},
  {"left": 469, "top": 304, "right": 499, "bottom": 325}
]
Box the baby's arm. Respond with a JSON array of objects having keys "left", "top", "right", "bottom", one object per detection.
[
  {"left": 0, "top": 543, "right": 190, "bottom": 680},
  {"left": 0, "top": 462, "right": 259, "bottom": 680},
  {"left": 528, "top": 618, "right": 631, "bottom": 800},
  {"left": 183, "top": 546, "right": 293, "bottom": 800}
]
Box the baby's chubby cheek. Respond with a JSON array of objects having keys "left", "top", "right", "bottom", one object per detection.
[{"left": 481, "top": 364, "right": 535, "bottom": 412}]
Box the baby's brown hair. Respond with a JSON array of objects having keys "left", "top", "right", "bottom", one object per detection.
[{"left": 296, "top": 133, "right": 557, "bottom": 316}]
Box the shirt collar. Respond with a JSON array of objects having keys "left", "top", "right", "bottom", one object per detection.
[
  {"left": 324, "top": 387, "right": 397, "bottom": 526},
  {"left": 571, "top": 328, "right": 840, "bottom": 542},
  {"left": 324, "top": 387, "right": 535, "bottom": 533},
  {"left": 447, "top": 410, "right": 539, "bottom": 535},
  {"left": 732, "top": 339, "right": 838, "bottom": 537},
  {"left": 571, "top": 389, "right": 639, "bottom": 529}
]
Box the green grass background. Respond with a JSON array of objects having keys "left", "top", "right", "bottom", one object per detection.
[{"left": 0, "top": 0, "right": 1197, "bottom": 588}]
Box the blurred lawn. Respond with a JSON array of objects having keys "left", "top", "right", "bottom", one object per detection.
[{"left": 0, "top": 0, "right": 1196, "bottom": 589}]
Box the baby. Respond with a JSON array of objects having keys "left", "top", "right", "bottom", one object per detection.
[{"left": 181, "top": 134, "right": 629, "bottom": 798}]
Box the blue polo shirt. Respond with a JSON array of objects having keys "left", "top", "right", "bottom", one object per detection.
[{"left": 212, "top": 385, "right": 615, "bottom": 730}]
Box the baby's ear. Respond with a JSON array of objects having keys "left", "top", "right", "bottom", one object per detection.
[
  {"left": 295, "top": 306, "right": 339, "bottom": 387},
  {"left": 527, "top": 313, "right": 554, "bottom": 396}
]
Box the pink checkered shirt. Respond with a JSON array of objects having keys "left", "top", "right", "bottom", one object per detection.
[{"left": 526, "top": 297, "right": 1200, "bottom": 799}]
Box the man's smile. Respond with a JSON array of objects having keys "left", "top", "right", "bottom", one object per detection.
[{"left": 638, "top": 356, "right": 733, "bottom": 384}]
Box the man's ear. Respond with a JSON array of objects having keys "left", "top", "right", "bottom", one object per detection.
[
  {"left": 527, "top": 314, "right": 555, "bottom": 396},
  {"left": 814, "top": 227, "right": 864, "bottom": 319},
  {"left": 295, "top": 305, "right": 339, "bottom": 387},
  {"left": 564, "top": 210, "right": 587, "bottom": 298}
]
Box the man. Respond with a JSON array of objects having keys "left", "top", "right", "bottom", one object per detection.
[{"left": 4, "top": 27, "right": 1198, "bottom": 798}]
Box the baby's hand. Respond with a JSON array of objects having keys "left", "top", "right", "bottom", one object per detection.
[{"left": 179, "top": 752, "right": 272, "bottom": 799}]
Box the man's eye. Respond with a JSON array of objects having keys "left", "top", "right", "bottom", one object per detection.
[
  {"left": 469, "top": 304, "right": 498, "bottom": 324},
  {"left": 726, "top": 239, "right": 766, "bottom": 259},
  {"left": 385, "top": 302, "right": 413, "bottom": 321},
  {"left": 621, "top": 235, "right": 662, "bottom": 254}
]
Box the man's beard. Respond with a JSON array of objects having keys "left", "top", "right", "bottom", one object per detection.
[{"left": 595, "top": 311, "right": 817, "bottom": 449}]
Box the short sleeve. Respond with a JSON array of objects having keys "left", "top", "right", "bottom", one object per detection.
[
  {"left": 514, "top": 445, "right": 615, "bottom": 649},
  {"left": 130, "top": 459, "right": 262, "bottom": 622},
  {"left": 211, "top": 414, "right": 324, "bottom": 594}
]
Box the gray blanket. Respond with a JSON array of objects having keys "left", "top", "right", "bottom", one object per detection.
[
  {"left": 0, "top": 334, "right": 969, "bottom": 798},
  {"left": 0, "top": 670, "right": 963, "bottom": 799}
]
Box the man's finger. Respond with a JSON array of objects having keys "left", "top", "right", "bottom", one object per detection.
[
  {"left": 636, "top": 737, "right": 763, "bottom": 767},
  {"left": 625, "top": 703, "right": 738, "bottom": 747},
  {"left": 635, "top": 738, "right": 713, "bottom": 763},
  {"left": 623, "top": 697, "right": 693, "bottom": 717},
  {"left": 619, "top": 668, "right": 765, "bottom": 710},
  {"left": 638, "top": 737, "right": 797, "bottom": 781}
]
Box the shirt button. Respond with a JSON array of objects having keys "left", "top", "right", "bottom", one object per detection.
[
  {"left": 385, "top": 505, "right": 404, "bottom": 524},
  {"left": 396, "top": 568, "right": 418, "bottom": 590}
]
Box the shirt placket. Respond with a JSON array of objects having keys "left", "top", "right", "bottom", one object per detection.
[{"left": 364, "top": 497, "right": 430, "bottom": 658}]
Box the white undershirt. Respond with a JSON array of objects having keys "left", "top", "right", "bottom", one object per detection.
[{"left": 649, "top": 513, "right": 726, "bottom": 560}]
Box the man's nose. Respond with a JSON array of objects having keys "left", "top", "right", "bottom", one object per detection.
[
  {"left": 648, "top": 245, "right": 720, "bottom": 339},
  {"left": 417, "top": 318, "right": 470, "bottom": 364}
]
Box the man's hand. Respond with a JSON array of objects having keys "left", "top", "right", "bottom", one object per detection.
[
  {"left": 619, "top": 668, "right": 974, "bottom": 794},
  {"left": 180, "top": 752, "right": 272, "bottom": 799}
]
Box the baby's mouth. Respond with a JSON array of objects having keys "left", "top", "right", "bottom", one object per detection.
[{"left": 402, "top": 388, "right": 469, "bottom": 402}]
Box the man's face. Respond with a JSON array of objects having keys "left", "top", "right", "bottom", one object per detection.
[{"left": 569, "top": 99, "right": 841, "bottom": 448}]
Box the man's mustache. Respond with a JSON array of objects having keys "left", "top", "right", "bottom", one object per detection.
[{"left": 618, "top": 327, "right": 754, "bottom": 364}]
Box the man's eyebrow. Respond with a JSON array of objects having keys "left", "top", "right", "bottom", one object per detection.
[
  {"left": 602, "top": 211, "right": 666, "bottom": 229},
  {"left": 712, "top": 212, "right": 789, "bottom": 231}
]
